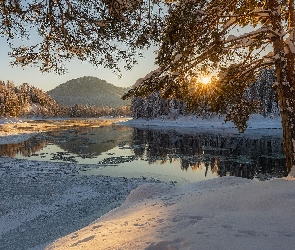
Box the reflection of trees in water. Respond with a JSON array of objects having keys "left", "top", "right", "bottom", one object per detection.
[
  {"left": 0, "top": 139, "right": 47, "bottom": 158},
  {"left": 0, "top": 126, "right": 133, "bottom": 159},
  {"left": 132, "top": 128, "right": 287, "bottom": 179},
  {"left": 50, "top": 126, "right": 132, "bottom": 156},
  {"left": 1, "top": 126, "right": 287, "bottom": 180}
]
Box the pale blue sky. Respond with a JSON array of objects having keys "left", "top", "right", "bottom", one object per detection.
[{"left": 0, "top": 37, "right": 158, "bottom": 91}]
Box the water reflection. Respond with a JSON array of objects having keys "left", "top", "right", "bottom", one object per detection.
[
  {"left": 131, "top": 128, "right": 286, "bottom": 179},
  {"left": 0, "top": 125, "right": 132, "bottom": 163},
  {"left": 0, "top": 125, "right": 287, "bottom": 182},
  {"left": 0, "top": 140, "right": 48, "bottom": 158}
]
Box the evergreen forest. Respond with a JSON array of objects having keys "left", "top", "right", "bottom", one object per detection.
[
  {"left": 0, "top": 80, "right": 130, "bottom": 118},
  {"left": 131, "top": 68, "right": 280, "bottom": 120}
]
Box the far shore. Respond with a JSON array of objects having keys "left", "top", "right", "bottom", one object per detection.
[{"left": 0, "top": 116, "right": 132, "bottom": 137}]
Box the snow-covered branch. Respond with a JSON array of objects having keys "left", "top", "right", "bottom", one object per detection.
[{"left": 224, "top": 26, "right": 270, "bottom": 46}]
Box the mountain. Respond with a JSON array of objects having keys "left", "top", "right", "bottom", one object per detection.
[{"left": 47, "top": 76, "right": 130, "bottom": 108}]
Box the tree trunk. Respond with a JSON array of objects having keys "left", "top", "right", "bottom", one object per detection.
[{"left": 270, "top": 0, "right": 295, "bottom": 172}]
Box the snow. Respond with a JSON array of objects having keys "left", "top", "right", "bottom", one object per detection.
[
  {"left": 174, "top": 53, "right": 182, "bottom": 62},
  {"left": 0, "top": 117, "right": 131, "bottom": 144},
  {"left": 116, "top": 114, "right": 283, "bottom": 138},
  {"left": 48, "top": 177, "right": 295, "bottom": 250},
  {"left": 134, "top": 68, "right": 162, "bottom": 87},
  {"left": 1, "top": 116, "right": 295, "bottom": 250},
  {"left": 225, "top": 26, "right": 269, "bottom": 47},
  {"left": 0, "top": 117, "right": 24, "bottom": 125}
]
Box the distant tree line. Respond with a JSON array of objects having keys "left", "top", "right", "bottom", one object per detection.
[
  {"left": 131, "top": 68, "right": 280, "bottom": 120},
  {"left": 0, "top": 81, "right": 130, "bottom": 118},
  {"left": 57, "top": 104, "right": 130, "bottom": 118},
  {"left": 0, "top": 81, "right": 59, "bottom": 117}
]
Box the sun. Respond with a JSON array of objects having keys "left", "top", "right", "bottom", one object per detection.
[{"left": 200, "top": 76, "right": 211, "bottom": 85}]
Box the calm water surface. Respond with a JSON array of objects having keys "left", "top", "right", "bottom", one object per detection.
[{"left": 0, "top": 125, "right": 287, "bottom": 184}]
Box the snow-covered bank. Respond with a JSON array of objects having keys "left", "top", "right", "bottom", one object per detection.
[
  {"left": 48, "top": 176, "right": 295, "bottom": 250},
  {"left": 117, "top": 114, "right": 283, "bottom": 138},
  {"left": 0, "top": 117, "right": 131, "bottom": 144},
  {"left": 118, "top": 114, "right": 282, "bottom": 129},
  {"left": 0, "top": 157, "right": 161, "bottom": 250}
]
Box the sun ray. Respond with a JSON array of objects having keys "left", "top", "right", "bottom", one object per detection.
[{"left": 200, "top": 76, "right": 211, "bottom": 85}]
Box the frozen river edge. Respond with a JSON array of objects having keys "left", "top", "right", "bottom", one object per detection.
[
  {"left": 0, "top": 156, "right": 162, "bottom": 250},
  {"left": 0, "top": 117, "right": 161, "bottom": 250}
]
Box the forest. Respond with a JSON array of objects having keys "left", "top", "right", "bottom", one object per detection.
[
  {"left": 0, "top": 80, "right": 131, "bottom": 118},
  {"left": 131, "top": 68, "right": 281, "bottom": 120},
  {"left": 0, "top": 68, "right": 280, "bottom": 120}
]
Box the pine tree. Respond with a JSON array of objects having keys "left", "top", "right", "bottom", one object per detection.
[
  {"left": 123, "top": 0, "right": 295, "bottom": 171},
  {"left": 131, "top": 68, "right": 278, "bottom": 119},
  {"left": 0, "top": 81, "right": 20, "bottom": 117}
]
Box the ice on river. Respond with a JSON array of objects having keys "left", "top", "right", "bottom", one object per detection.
[{"left": 0, "top": 156, "right": 161, "bottom": 250}]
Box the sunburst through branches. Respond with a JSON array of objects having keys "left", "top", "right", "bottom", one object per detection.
[
  {"left": 200, "top": 76, "right": 211, "bottom": 85},
  {"left": 185, "top": 75, "right": 223, "bottom": 115}
]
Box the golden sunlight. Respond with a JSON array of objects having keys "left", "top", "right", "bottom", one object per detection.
[{"left": 200, "top": 76, "right": 211, "bottom": 85}]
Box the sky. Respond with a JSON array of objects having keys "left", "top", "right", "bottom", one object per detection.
[{"left": 0, "top": 37, "right": 158, "bottom": 92}]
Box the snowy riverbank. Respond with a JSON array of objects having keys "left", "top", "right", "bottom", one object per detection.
[
  {"left": 48, "top": 176, "right": 295, "bottom": 250},
  {"left": 0, "top": 157, "right": 162, "bottom": 250},
  {"left": 0, "top": 117, "right": 131, "bottom": 144},
  {"left": 1, "top": 116, "right": 295, "bottom": 250},
  {"left": 117, "top": 114, "right": 283, "bottom": 137}
]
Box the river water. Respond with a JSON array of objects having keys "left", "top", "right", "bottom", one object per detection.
[{"left": 0, "top": 125, "right": 287, "bottom": 184}]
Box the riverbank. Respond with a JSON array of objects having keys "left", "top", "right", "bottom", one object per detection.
[
  {"left": 0, "top": 156, "right": 162, "bottom": 250},
  {"left": 1, "top": 116, "right": 295, "bottom": 250},
  {"left": 0, "top": 117, "right": 156, "bottom": 250},
  {"left": 0, "top": 117, "right": 131, "bottom": 138},
  {"left": 117, "top": 114, "right": 283, "bottom": 138},
  {"left": 48, "top": 176, "right": 295, "bottom": 250}
]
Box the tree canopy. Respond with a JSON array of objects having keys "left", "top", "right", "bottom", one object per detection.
[
  {"left": 0, "top": 0, "right": 165, "bottom": 74},
  {"left": 124, "top": 0, "right": 294, "bottom": 128}
]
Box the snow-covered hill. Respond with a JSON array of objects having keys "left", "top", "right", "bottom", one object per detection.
[{"left": 48, "top": 76, "right": 130, "bottom": 108}]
